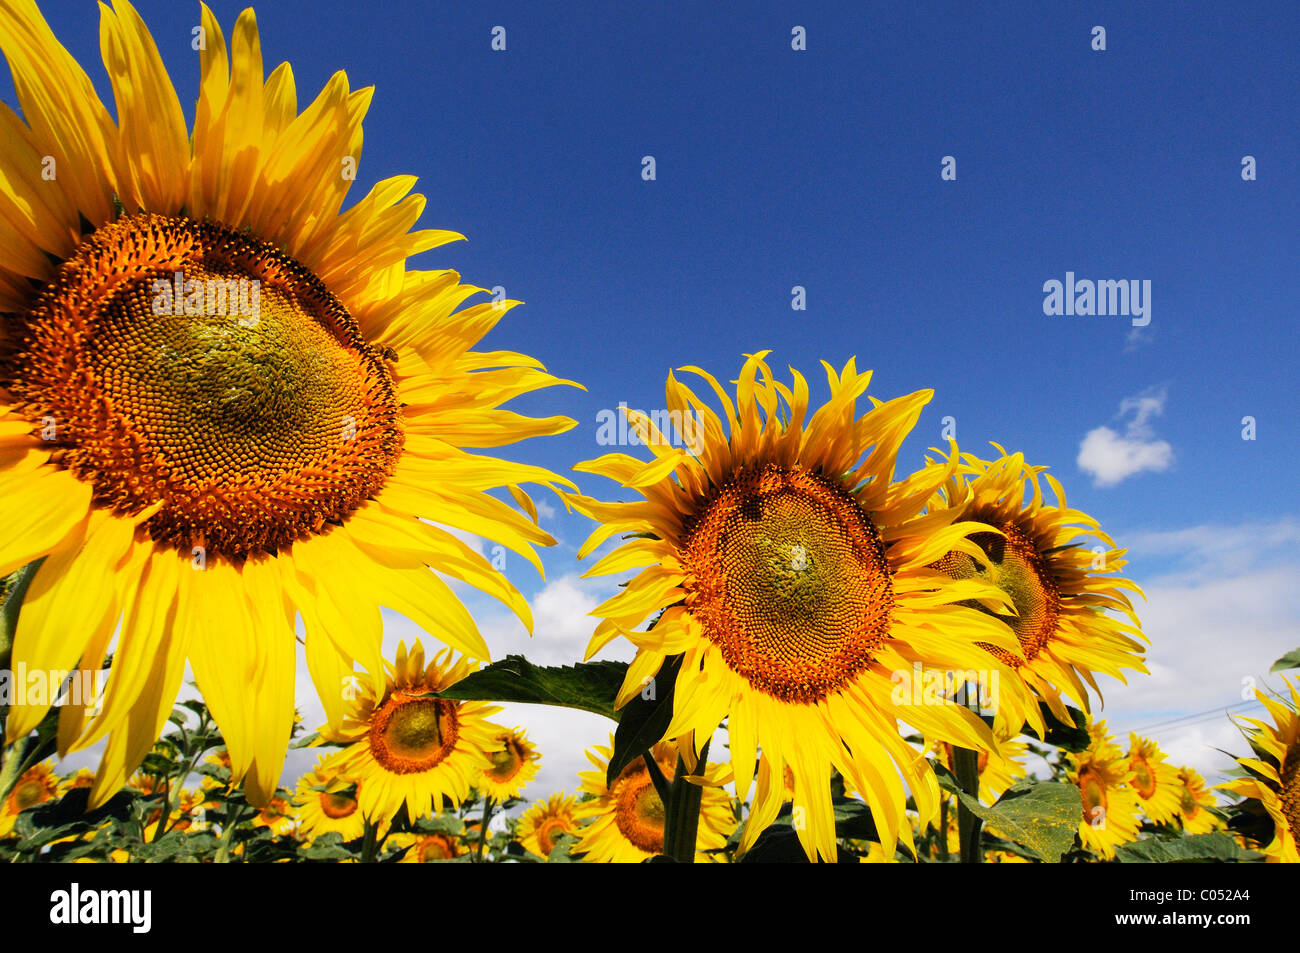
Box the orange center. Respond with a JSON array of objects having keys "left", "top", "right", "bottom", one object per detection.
[
  {"left": 932, "top": 517, "right": 1060, "bottom": 665},
  {"left": 1079, "top": 770, "right": 1108, "bottom": 822},
  {"left": 4, "top": 213, "right": 403, "bottom": 561},
  {"left": 320, "top": 789, "right": 359, "bottom": 820},
  {"left": 1131, "top": 757, "right": 1157, "bottom": 800},
  {"left": 367, "top": 692, "right": 459, "bottom": 774},
  {"left": 613, "top": 761, "right": 669, "bottom": 855},
  {"left": 416, "top": 835, "right": 457, "bottom": 861},
  {"left": 680, "top": 464, "right": 893, "bottom": 704},
  {"left": 1278, "top": 749, "right": 1299, "bottom": 844},
  {"left": 534, "top": 816, "right": 570, "bottom": 856},
  {"left": 484, "top": 736, "right": 527, "bottom": 784}
]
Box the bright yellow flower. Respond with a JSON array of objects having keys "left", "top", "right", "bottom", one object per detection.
[
  {"left": 0, "top": 759, "right": 60, "bottom": 836},
  {"left": 389, "top": 831, "right": 464, "bottom": 862},
  {"left": 251, "top": 795, "right": 297, "bottom": 838},
  {"left": 321, "top": 641, "right": 501, "bottom": 826},
  {"left": 573, "top": 737, "right": 735, "bottom": 863},
  {"left": 1068, "top": 721, "right": 1140, "bottom": 859},
  {"left": 292, "top": 754, "right": 368, "bottom": 844},
  {"left": 516, "top": 792, "right": 581, "bottom": 859},
  {"left": 1124, "top": 733, "right": 1182, "bottom": 826},
  {"left": 0, "top": 0, "right": 574, "bottom": 809},
  {"left": 567, "top": 354, "right": 1027, "bottom": 861},
  {"left": 927, "top": 447, "right": 1147, "bottom": 726},
  {"left": 1220, "top": 678, "right": 1299, "bottom": 861},
  {"left": 477, "top": 726, "right": 540, "bottom": 801},
  {"left": 1174, "top": 766, "right": 1219, "bottom": 835}
]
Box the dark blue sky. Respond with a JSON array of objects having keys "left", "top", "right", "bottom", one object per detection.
[{"left": 10, "top": 0, "right": 1300, "bottom": 582}]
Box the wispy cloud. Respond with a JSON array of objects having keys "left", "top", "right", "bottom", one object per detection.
[{"left": 1077, "top": 387, "right": 1174, "bottom": 487}]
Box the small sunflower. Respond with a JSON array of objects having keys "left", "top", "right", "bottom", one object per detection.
[
  {"left": 573, "top": 737, "right": 735, "bottom": 863},
  {"left": 0, "top": 759, "right": 60, "bottom": 835},
  {"left": 389, "top": 831, "right": 464, "bottom": 862},
  {"left": 1068, "top": 721, "right": 1140, "bottom": 859},
  {"left": 0, "top": 0, "right": 575, "bottom": 810},
  {"left": 320, "top": 641, "right": 501, "bottom": 825},
  {"left": 567, "top": 354, "right": 1028, "bottom": 861},
  {"left": 251, "top": 795, "right": 297, "bottom": 838},
  {"left": 1174, "top": 766, "right": 1219, "bottom": 835},
  {"left": 292, "top": 754, "right": 368, "bottom": 843},
  {"left": 927, "top": 447, "right": 1147, "bottom": 726},
  {"left": 516, "top": 791, "right": 581, "bottom": 858},
  {"left": 1124, "top": 733, "right": 1182, "bottom": 826},
  {"left": 1220, "top": 678, "right": 1299, "bottom": 861},
  {"left": 477, "top": 726, "right": 541, "bottom": 801},
  {"left": 64, "top": 767, "right": 96, "bottom": 791}
]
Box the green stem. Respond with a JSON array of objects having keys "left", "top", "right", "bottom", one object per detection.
[
  {"left": 214, "top": 802, "right": 246, "bottom": 864},
  {"left": 937, "top": 794, "right": 950, "bottom": 862},
  {"left": 662, "top": 737, "right": 710, "bottom": 863},
  {"left": 360, "top": 817, "right": 381, "bottom": 863},
  {"left": 0, "top": 560, "right": 41, "bottom": 675},
  {"left": 475, "top": 796, "right": 494, "bottom": 863},
  {"left": 953, "top": 747, "right": 983, "bottom": 864}
]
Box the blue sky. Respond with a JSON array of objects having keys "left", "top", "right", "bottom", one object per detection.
[{"left": 11, "top": 1, "right": 1300, "bottom": 793}]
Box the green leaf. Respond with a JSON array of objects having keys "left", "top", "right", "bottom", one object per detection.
[
  {"left": 936, "top": 770, "right": 1082, "bottom": 863},
  {"left": 1270, "top": 648, "right": 1300, "bottom": 673},
  {"left": 436, "top": 655, "right": 628, "bottom": 721},
  {"left": 0, "top": 559, "right": 42, "bottom": 673},
  {"left": 1115, "top": 832, "right": 1263, "bottom": 863},
  {"left": 605, "top": 654, "right": 682, "bottom": 788},
  {"left": 1025, "top": 704, "right": 1091, "bottom": 752}
]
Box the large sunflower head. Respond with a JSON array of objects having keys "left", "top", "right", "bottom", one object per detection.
[
  {"left": 321, "top": 641, "right": 501, "bottom": 825},
  {"left": 477, "top": 726, "right": 541, "bottom": 802},
  {"left": 1124, "top": 733, "right": 1182, "bottom": 826},
  {"left": 0, "top": 0, "right": 576, "bottom": 809},
  {"left": 573, "top": 737, "right": 735, "bottom": 863},
  {"left": 291, "top": 753, "right": 368, "bottom": 844},
  {"left": 1067, "top": 720, "right": 1140, "bottom": 859},
  {"left": 1220, "top": 677, "right": 1299, "bottom": 861},
  {"left": 926, "top": 447, "right": 1148, "bottom": 725},
  {"left": 516, "top": 791, "right": 581, "bottom": 859},
  {"left": 567, "top": 354, "right": 1030, "bottom": 861}
]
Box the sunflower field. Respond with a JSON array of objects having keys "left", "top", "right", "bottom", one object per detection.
[{"left": 0, "top": 0, "right": 1295, "bottom": 884}]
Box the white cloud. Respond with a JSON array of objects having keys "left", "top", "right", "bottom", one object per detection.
[{"left": 1077, "top": 387, "right": 1174, "bottom": 487}]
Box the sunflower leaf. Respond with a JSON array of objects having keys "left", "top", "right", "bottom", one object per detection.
[
  {"left": 605, "top": 654, "right": 683, "bottom": 788},
  {"left": 935, "top": 770, "right": 1082, "bottom": 863},
  {"left": 1024, "top": 703, "right": 1091, "bottom": 752},
  {"left": 1114, "top": 832, "right": 1263, "bottom": 863},
  {"left": 435, "top": 654, "right": 628, "bottom": 720},
  {"left": 1269, "top": 648, "right": 1300, "bottom": 672}
]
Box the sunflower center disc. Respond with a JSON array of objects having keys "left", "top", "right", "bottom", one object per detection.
[
  {"left": 485, "top": 739, "right": 524, "bottom": 782},
  {"left": 614, "top": 764, "right": 667, "bottom": 854},
  {"left": 370, "top": 694, "right": 458, "bottom": 774},
  {"left": 1080, "top": 771, "right": 1108, "bottom": 820},
  {"left": 932, "top": 519, "right": 1061, "bottom": 665},
  {"left": 6, "top": 213, "right": 403, "bottom": 561},
  {"left": 321, "top": 790, "right": 359, "bottom": 819},
  {"left": 1131, "top": 757, "right": 1156, "bottom": 800},
  {"left": 681, "top": 464, "right": 893, "bottom": 704},
  {"left": 13, "top": 780, "right": 45, "bottom": 811}
]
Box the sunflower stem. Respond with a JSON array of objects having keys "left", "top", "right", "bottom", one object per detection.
[
  {"left": 937, "top": 795, "right": 950, "bottom": 862},
  {"left": 214, "top": 802, "right": 246, "bottom": 864},
  {"left": 475, "top": 796, "right": 494, "bottom": 862},
  {"left": 662, "top": 738, "right": 709, "bottom": 863},
  {"left": 360, "top": 817, "right": 381, "bottom": 863},
  {"left": 0, "top": 560, "right": 41, "bottom": 677},
  {"left": 953, "top": 747, "right": 984, "bottom": 863}
]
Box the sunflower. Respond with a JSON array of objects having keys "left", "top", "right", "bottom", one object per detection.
[
  {"left": 64, "top": 767, "right": 95, "bottom": 791},
  {"left": 1124, "top": 733, "right": 1182, "bottom": 826},
  {"left": 320, "top": 641, "right": 501, "bottom": 825},
  {"left": 389, "top": 831, "right": 464, "bottom": 862},
  {"left": 1220, "top": 678, "right": 1299, "bottom": 861},
  {"left": 251, "top": 795, "right": 297, "bottom": 838},
  {"left": 477, "top": 726, "right": 540, "bottom": 801},
  {"left": 0, "top": 759, "right": 60, "bottom": 835},
  {"left": 566, "top": 354, "right": 1028, "bottom": 861},
  {"left": 573, "top": 737, "right": 735, "bottom": 863},
  {"left": 516, "top": 791, "right": 581, "bottom": 858},
  {"left": 1067, "top": 721, "right": 1140, "bottom": 859},
  {"left": 292, "top": 754, "right": 368, "bottom": 843},
  {"left": 0, "top": 0, "right": 575, "bottom": 809},
  {"left": 128, "top": 772, "right": 207, "bottom": 833},
  {"left": 927, "top": 448, "right": 1147, "bottom": 725},
  {"left": 1174, "top": 766, "right": 1219, "bottom": 835}
]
